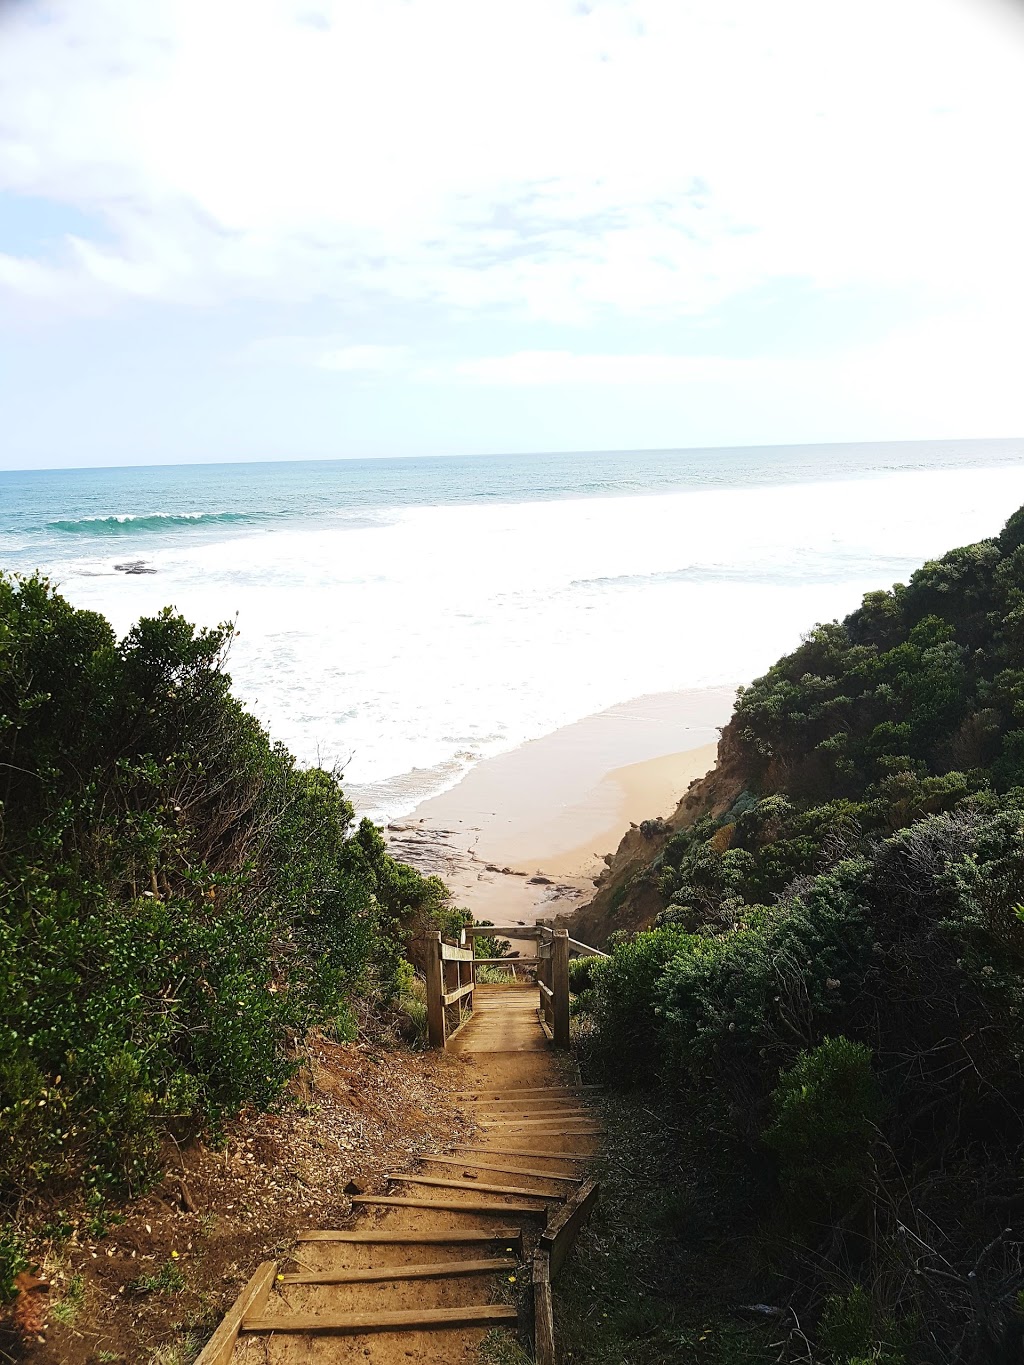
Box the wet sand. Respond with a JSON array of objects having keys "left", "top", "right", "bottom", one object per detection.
[{"left": 387, "top": 687, "right": 734, "bottom": 928}]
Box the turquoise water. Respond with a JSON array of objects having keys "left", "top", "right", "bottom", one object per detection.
[
  {"left": 3, "top": 438, "right": 1022, "bottom": 564},
  {"left": 2, "top": 438, "right": 1023, "bottom": 820}
]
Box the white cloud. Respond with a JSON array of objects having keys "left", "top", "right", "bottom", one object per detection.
[
  {"left": 453, "top": 351, "right": 743, "bottom": 386},
  {"left": 1, "top": 0, "right": 1023, "bottom": 327},
  {"left": 316, "top": 344, "right": 409, "bottom": 372}
]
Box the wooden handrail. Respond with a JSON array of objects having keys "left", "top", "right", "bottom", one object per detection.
[
  {"left": 464, "top": 925, "right": 546, "bottom": 938},
  {"left": 424, "top": 925, "right": 603, "bottom": 1050},
  {"left": 567, "top": 937, "right": 609, "bottom": 959},
  {"left": 440, "top": 942, "right": 474, "bottom": 962}
]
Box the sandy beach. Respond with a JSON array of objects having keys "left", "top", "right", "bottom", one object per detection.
[{"left": 387, "top": 686, "right": 735, "bottom": 930}]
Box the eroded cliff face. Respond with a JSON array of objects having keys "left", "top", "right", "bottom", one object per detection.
[{"left": 562, "top": 718, "right": 751, "bottom": 946}]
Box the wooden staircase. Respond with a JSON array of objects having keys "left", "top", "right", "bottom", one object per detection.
[{"left": 198, "top": 983, "right": 601, "bottom": 1364}]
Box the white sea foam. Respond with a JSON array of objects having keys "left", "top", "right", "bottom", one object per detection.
[{"left": 49, "top": 462, "right": 1024, "bottom": 823}]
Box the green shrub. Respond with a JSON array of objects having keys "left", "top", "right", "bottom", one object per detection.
[
  {"left": 0, "top": 1226, "right": 28, "bottom": 1302},
  {"left": 573, "top": 505, "right": 1024, "bottom": 1360},
  {"left": 0, "top": 574, "right": 449, "bottom": 1205},
  {"left": 585, "top": 927, "right": 691, "bottom": 1084},
  {"left": 764, "top": 1038, "right": 881, "bottom": 1210}
]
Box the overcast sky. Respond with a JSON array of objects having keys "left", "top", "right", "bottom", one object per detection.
[{"left": 1, "top": 0, "right": 1023, "bottom": 469}]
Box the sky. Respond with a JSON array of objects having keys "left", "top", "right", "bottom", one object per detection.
[{"left": 1, "top": 0, "right": 1023, "bottom": 469}]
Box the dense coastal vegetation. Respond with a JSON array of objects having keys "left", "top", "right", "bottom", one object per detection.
[
  {"left": 0, "top": 574, "right": 450, "bottom": 1298},
  {"left": 570, "top": 507, "right": 1024, "bottom": 1363}
]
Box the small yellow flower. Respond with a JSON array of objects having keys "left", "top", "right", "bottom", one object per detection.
[
  {"left": 170, "top": 1250, "right": 179, "bottom": 1259},
  {"left": 508, "top": 1275, "right": 516, "bottom": 1283},
  {"left": 276, "top": 1274, "right": 284, "bottom": 1281}
]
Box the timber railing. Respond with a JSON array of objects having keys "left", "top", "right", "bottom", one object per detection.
[
  {"left": 422, "top": 924, "right": 608, "bottom": 1051},
  {"left": 423, "top": 930, "right": 477, "bottom": 1049}
]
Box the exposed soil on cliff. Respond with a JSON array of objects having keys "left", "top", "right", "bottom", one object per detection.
[{"left": 560, "top": 719, "right": 750, "bottom": 947}]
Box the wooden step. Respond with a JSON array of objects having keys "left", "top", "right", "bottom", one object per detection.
[
  {"left": 471, "top": 1104, "right": 594, "bottom": 1117},
  {"left": 243, "top": 1304, "right": 519, "bottom": 1334},
  {"left": 280, "top": 1257, "right": 517, "bottom": 1285},
  {"left": 387, "top": 1173, "right": 564, "bottom": 1201},
  {"left": 456, "top": 1086, "right": 600, "bottom": 1097},
  {"left": 351, "top": 1194, "right": 547, "bottom": 1215},
  {"left": 481, "top": 1130, "right": 602, "bottom": 1140},
  {"left": 479, "top": 1111, "right": 592, "bottom": 1124},
  {"left": 455, "top": 1145, "right": 587, "bottom": 1162},
  {"left": 296, "top": 1228, "right": 521, "bottom": 1244},
  {"left": 422, "top": 1156, "right": 582, "bottom": 1185}
]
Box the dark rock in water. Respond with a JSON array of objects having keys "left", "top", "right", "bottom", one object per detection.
[
  {"left": 528, "top": 875, "right": 552, "bottom": 885},
  {"left": 114, "top": 561, "right": 157, "bottom": 575}
]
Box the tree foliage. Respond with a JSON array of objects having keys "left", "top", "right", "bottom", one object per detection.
[{"left": 0, "top": 574, "right": 447, "bottom": 1230}]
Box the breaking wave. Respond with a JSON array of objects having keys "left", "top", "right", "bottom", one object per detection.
[{"left": 47, "top": 511, "right": 259, "bottom": 535}]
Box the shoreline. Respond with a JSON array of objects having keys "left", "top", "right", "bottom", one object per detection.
[{"left": 386, "top": 686, "right": 736, "bottom": 928}]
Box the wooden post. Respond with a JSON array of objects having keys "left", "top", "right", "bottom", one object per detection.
[
  {"left": 424, "top": 931, "right": 445, "bottom": 1048},
  {"left": 552, "top": 929, "right": 570, "bottom": 1049},
  {"left": 532, "top": 1246, "right": 556, "bottom": 1365},
  {"left": 194, "top": 1261, "right": 278, "bottom": 1365}
]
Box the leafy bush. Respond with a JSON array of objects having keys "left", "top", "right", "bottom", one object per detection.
[
  {"left": 573, "top": 505, "right": 1024, "bottom": 1361},
  {"left": 764, "top": 1038, "right": 881, "bottom": 1211},
  {"left": 0, "top": 574, "right": 449, "bottom": 1208}
]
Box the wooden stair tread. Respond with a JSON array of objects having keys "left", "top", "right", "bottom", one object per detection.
[
  {"left": 387, "top": 1173, "right": 563, "bottom": 1200},
  {"left": 296, "top": 1228, "right": 521, "bottom": 1243},
  {"left": 455, "top": 1145, "right": 587, "bottom": 1162},
  {"left": 281, "top": 1257, "right": 516, "bottom": 1284},
  {"left": 351, "top": 1194, "right": 547, "bottom": 1215},
  {"left": 243, "top": 1304, "right": 519, "bottom": 1334},
  {"left": 454, "top": 1085, "right": 599, "bottom": 1099},
  {"left": 480, "top": 1113, "right": 593, "bottom": 1125},
  {"left": 422, "top": 1155, "right": 581, "bottom": 1184}
]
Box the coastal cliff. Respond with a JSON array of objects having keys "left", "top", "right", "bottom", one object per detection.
[{"left": 563, "top": 716, "right": 747, "bottom": 946}]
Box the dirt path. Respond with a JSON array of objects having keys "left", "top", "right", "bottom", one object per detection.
[{"left": 227, "top": 984, "right": 599, "bottom": 1364}]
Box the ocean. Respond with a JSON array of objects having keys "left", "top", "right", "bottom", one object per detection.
[{"left": 2, "top": 438, "right": 1023, "bottom": 821}]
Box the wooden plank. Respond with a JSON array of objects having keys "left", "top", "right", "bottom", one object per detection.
[
  {"left": 454, "top": 1086, "right": 600, "bottom": 1099},
  {"left": 388, "top": 1173, "right": 564, "bottom": 1200},
  {"left": 532, "top": 1247, "right": 557, "bottom": 1365},
  {"left": 444, "top": 1009, "right": 475, "bottom": 1045},
  {"left": 455, "top": 1145, "right": 587, "bottom": 1162},
  {"left": 296, "top": 1228, "right": 521, "bottom": 1244},
  {"left": 243, "top": 1304, "right": 519, "bottom": 1334},
  {"left": 481, "top": 1113, "right": 594, "bottom": 1127},
  {"left": 195, "top": 1260, "right": 277, "bottom": 1365},
  {"left": 440, "top": 942, "right": 474, "bottom": 962},
  {"left": 351, "top": 1195, "right": 548, "bottom": 1215},
  {"left": 465, "top": 925, "right": 545, "bottom": 938},
  {"left": 424, "top": 931, "right": 445, "bottom": 1049},
  {"left": 484, "top": 1128, "right": 602, "bottom": 1139},
  {"left": 422, "top": 1156, "right": 582, "bottom": 1185},
  {"left": 467, "top": 1102, "right": 591, "bottom": 1116},
  {"left": 281, "top": 1257, "right": 516, "bottom": 1284},
  {"left": 542, "top": 1177, "right": 600, "bottom": 1279},
  {"left": 472, "top": 1100, "right": 592, "bottom": 1113},
  {"left": 566, "top": 937, "right": 610, "bottom": 958},
  {"left": 443, "top": 981, "right": 475, "bottom": 1006},
  {"left": 537, "top": 980, "right": 554, "bottom": 1000},
  {"left": 552, "top": 929, "right": 570, "bottom": 1049},
  {"left": 474, "top": 957, "right": 541, "bottom": 966}
]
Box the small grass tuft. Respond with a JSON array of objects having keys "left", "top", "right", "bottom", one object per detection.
[
  {"left": 129, "top": 1257, "right": 186, "bottom": 1295},
  {"left": 478, "top": 1327, "right": 535, "bottom": 1365},
  {"left": 49, "top": 1271, "right": 87, "bottom": 1326}
]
